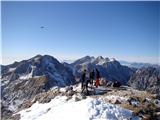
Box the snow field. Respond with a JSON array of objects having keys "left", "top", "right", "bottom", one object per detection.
[{"left": 18, "top": 96, "right": 140, "bottom": 120}]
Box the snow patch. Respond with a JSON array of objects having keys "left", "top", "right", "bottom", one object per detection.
[
  {"left": 105, "top": 95, "right": 128, "bottom": 103},
  {"left": 18, "top": 96, "right": 140, "bottom": 120},
  {"left": 9, "top": 99, "right": 24, "bottom": 112},
  {"left": 19, "top": 66, "right": 35, "bottom": 80},
  {"left": 1, "top": 79, "right": 10, "bottom": 86},
  {"left": 88, "top": 98, "right": 139, "bottom": 120},
  {"left": 9, "top": 67, "right": 16, "bottom": 72},
  {"left": 97, "top": 59, "right": 107, "bottom": 65}
]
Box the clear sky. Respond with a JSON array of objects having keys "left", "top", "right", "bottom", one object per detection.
[{"left": 1, "top": 1, "right": 160, "bottom": 65}]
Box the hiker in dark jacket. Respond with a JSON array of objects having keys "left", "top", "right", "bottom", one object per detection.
[
  {"left": 95, "top": 68, "right": 100, "bottom": 88},
  {"left": 81, "top": 69, "right": 86, "bottom": 89},
  {"left": 81, "top": 69, "right": 90, "bottom": 94},
  {"left": 89, "top": 69, "right": 95, "bottom": 85}
]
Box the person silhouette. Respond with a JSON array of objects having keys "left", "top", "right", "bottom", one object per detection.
[{"left": 95, "top": 68, "right": 100, "bottom": 88}]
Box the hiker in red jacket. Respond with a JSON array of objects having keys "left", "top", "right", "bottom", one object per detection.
[{"left": 95, "top": 68, "right": 100, "bottom": 88}]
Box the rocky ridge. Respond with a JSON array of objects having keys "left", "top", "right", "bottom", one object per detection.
[{"left": 128, "top": 66, "right": 160, "bottom": 95}]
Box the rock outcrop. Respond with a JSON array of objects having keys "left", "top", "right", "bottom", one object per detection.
[{"left": 128, "top": 66, "right": 160, "bottom": 95}]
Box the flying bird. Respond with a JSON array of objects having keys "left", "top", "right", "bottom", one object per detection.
[{"left": 40, "top": 26, "right": 44, "bottom": 29}]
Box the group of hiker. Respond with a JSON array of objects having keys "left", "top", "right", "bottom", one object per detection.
[
  {"left": 81, "top": 68, "right": 100, "bottom": 94},
  {"left": 81, "top": 68, "right": 122, "bottom": 94}
]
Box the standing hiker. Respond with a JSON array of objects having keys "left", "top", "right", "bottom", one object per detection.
[
  {"left": 81, "top": 69, "right": 90, "bottom": 95},
  {"left": 81, "top": 69, "right": 86, "bottom": 89},
  {"left": 85, "top": 78, "right": 90, "bottom": 94},
  {"left": 89, "top": 69, "right": 95, "bottom": 86},
  {"left": 95, "top": 68, "right": 100, "bottom": 88}
]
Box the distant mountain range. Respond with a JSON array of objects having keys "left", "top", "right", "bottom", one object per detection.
[
  {"left": 68, "top": 56, "right": 135, "bottom": 84},
  {"left": 119, "top": 60, "right": 159, "bottom": 69},
  {"left": 62, "top": 59, "right": 159, "bottom": 69}
]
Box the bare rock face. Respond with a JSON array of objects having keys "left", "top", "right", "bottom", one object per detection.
[
  {"left": 11, "top": 114, "right": 21, "bottom": 120},
  {"left": 128, "top": 66, "right": 160, "bottom": 96},
  {"left": 1, "top": 105, "right": 13, "bottom": 120}
]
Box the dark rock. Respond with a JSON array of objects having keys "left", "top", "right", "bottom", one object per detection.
[
  {"left": 11, "top": 114, "right": 21, "bottom": 120},
  {"left": 74, "top": 96, "right": 81, "bottom": 102},
  {"left": 128, "top": 66, "right": 160, "bottom": 95},
  {"left": 113, "top": 99, "right": 121, "bottom": 104},
  {"left": 66, "top": 89, "right": 75, "bottom": 96},
  {"left": 66, "top": 96, "right": 72, "bottom": 101},
  {"left": 1, "top": 106, "right": 13, "bottom": 120}
]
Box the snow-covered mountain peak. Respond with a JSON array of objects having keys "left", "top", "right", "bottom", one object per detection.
[
  {"left": 94, "top": 56, "right": 108, "bottom": 65},
  {"left": 31, "top": 54, "right": 58, "bottom": 64},
  {"left": 71, "top": 55, "right": 134, "bottom": 84},
  {"left": 96, "top": 56, "right": 104, "bottom": 60},
  {"left": 72, "top": 56, "right": 95, "bottom": 66},
  {"left": 33, "top": 54, "right": 42, "bottom": 59},
  {"left": 81, "top": 55, "right": 95, "bottom": 62},
  {"left": 73, "top": 56, "right": 114, "bottom": 66}
]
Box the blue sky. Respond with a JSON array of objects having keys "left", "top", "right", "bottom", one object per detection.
[{"left": 1, "top": 1, "right": 160, "bottom": 64}]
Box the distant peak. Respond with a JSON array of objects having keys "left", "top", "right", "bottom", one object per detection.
[
  {"left": 83, "top": 55, "right": 91, "bottom": 58},
  {"left": 31, "top": 54, "right": 58, "bottom": 63},
  {"left": 43, "top": 55, "right": 54, "bottom": 58},
  {"left": 80, "top": 55, "right": 92, "bottom": 61},
  {"left": 105, "top": 57, "right": 110, "bottom": 62},
  {"left": 111, "top": 58, "right": 117, "bottom": 61},
  {"left": 96, "top": 56, "right": 104, "bottom": 60},
  {"left": 33, "top": 54, "right": 43, "bottom": 58}
]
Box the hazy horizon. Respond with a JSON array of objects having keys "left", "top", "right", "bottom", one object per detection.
[
  {"left": 1, "top": 54, "right": 160, "bottom": 65},
  {"left": 1, "top": 1, "right": 160, "bottom": 65}
]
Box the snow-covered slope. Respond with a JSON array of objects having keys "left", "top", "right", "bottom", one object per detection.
[
  {"left": 18, "top": 96, "right": 140, "bottom": 120},
  {"left": 9, "top": 83, "right": 160, "bottom": 120}
]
